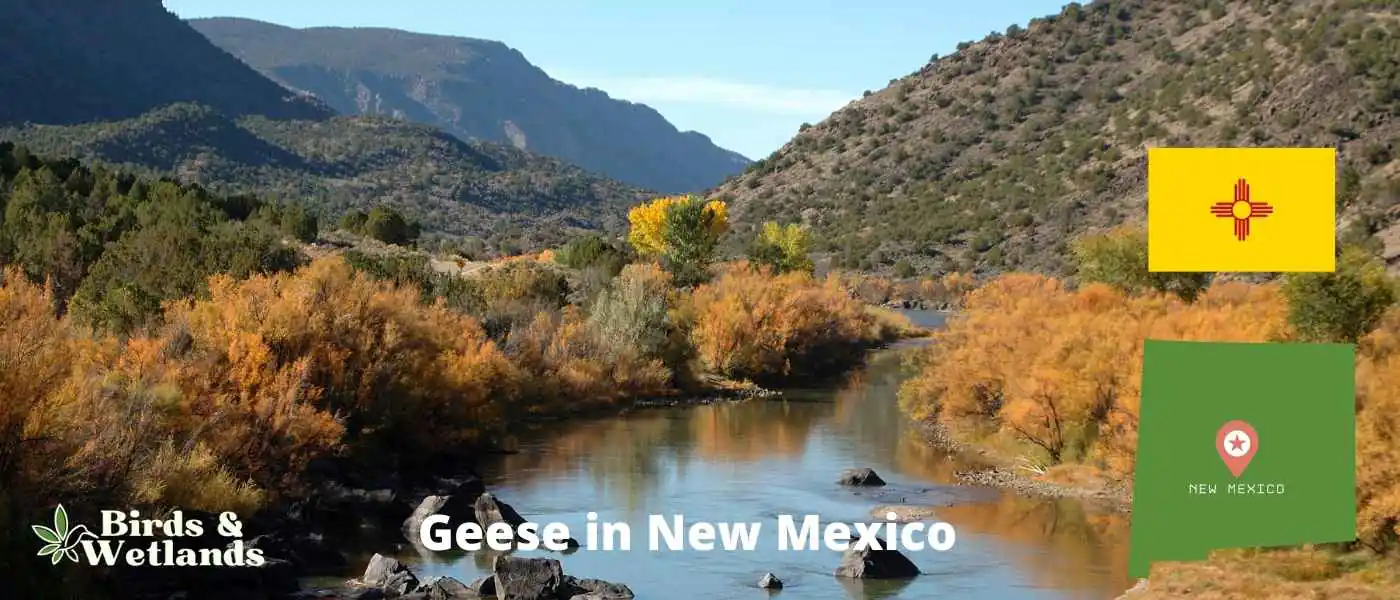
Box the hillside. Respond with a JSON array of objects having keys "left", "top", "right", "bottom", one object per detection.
[
  {"left": 188, "top": 17, "right": 752, "bottom": 193},
  {"left": 712, "top": 0, "right": 1400, "bottom": 277},
  {"left": 1, "top": 103, "right": 647, "bottom": 252},
  {"left": 0, "top": 0, "right": 330, "bottom": 124}
]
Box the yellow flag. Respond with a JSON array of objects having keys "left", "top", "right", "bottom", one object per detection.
[{"left": 1147, "top": 147, "right": 1336, "bottom": 272}]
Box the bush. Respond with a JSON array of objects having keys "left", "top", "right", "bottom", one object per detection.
[
  {"left": 588, "top": 264, "right": 688, "bottom": 367},
  {"left": 555, "top": 233, "right": 628, "bottom": 276},
  {"left": 688, "top": 266, "right": 879, "bottom": 383},
  {"left": 893, "top": 259, "right": 917, "bottom": 279},
  {"left": 69, "top": 203, "right": 299, "bottom": 334},
  {"left": 900, "top": 270, "right": 1400, "bottom": 552},
  {"left": 1283, "top": 246, "right": 1396, "bottom": 343},
  {"left": 748, "top": 222, "right": 814, "bottom": 274},
  {"left": 364, "top": 206, "right": 418, "bottom": 245},
  {"left": 900, "top": 274, "right": 1288, "bottom": 472},
  {"left": 276, "top": 204, "right": 319, "bottom": 243},
  {"left": 339, "top": 210, "right": 369, "bottom": 232},
  {"left": 1071, "top": 225, "right": 1212, "bottom": 302}
]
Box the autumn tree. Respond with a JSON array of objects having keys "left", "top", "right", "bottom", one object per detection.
[
  {"left": 1283, "top": 246, "right": 1396, "bottom": 343},
  {"left": 626, "top": 195, "right": 728, "bottom": 287},
  {"left": 748, "top": 221, "right": 814, "bottom": 274},
  {"left": 1071, "top": 225, "right": 1212, "bottom": 302},
  {"left": 689, "top": 266, "right": 878, "bottom": 383}
]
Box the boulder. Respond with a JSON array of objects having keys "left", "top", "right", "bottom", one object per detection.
[
  {"left": 492, "top": 556, "right": 565, "bottom": 600},
  {"left": 403, "top": 492, "right": 479, "bottom": 540},
  {"left": 757, "top": 572, "right": 783, "bottom": 590},
  {"left": 418, "top": 576, "right": 479, "bottom": 599},
  {"left": 836, "top": 468, "right": 887, "bottom": 487},
  {"left": 562, "top": 576, "right": 634, "bottom": 599},
  {"left": 473, "top": 493, "right": 579, "bottom": 550},
  {"left": 362, "top": 553, "right": 420, "bottom": 596},
  {"left": 474, "top": 493, "right": 528, "bottom": 530},
  {"left": 468, "top": 575, "right": 496, "bottom": 596},
  {"left": 833, "top": 541, "right": 920, "bottom": 579}
]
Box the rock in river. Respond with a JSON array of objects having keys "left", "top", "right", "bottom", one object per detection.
[
  {"left": 493, "top": 555, "right": 566, "bottom": 600},
  {"left": 837, "top": 468, "right": 887, "bottom": 487},
  {"left": 473, "top": 492, "right": 579, "bottom": 549},
  {"left": 757, "top": 572, "right": 784, "bottom": 589},
  {"left": 468, "top": 575, "right": 496, "bottom": 596},
  {"left": 360, "top": 553, "right": 420, "bottom": 596},
  {"left": 419, "top": 575, "right": 479, "bottom": 599},
  {"left": 563, "top": 575, "right": 635, "bottom": 599},
  {"left": 833, "top": 541, "right": 920, "bottom": 579}
]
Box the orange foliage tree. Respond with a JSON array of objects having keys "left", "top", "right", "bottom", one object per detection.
[
  {"left": 903, "top": 270, "right": 1400, "bottom": 551},
  {"left": 688, "top": 264, "right": 880, "bottom": 383},
  {"left": 900, "top": 273, "right": 1289, "bottom": 473}
]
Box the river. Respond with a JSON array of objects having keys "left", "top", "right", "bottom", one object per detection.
[{"left": 385, "top": 310, "right": 1134, "bottom": 599}]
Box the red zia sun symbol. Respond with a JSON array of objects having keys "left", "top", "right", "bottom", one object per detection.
[{"left": 1210, "top": 178, "right": 1273, "bottom": 241}]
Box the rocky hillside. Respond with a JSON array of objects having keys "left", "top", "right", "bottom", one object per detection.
[
  {"left": 2, "top": 103, "right": 647, "bottom": 252},
  {"left": 189, "top": 17, "right": 752, "bottom": 193},
  {"left": 712, "top": 0, "right": 1400, "bottom": 276},
  {"left": 0, "top": 0, "right": 329, "bottom": 125}
]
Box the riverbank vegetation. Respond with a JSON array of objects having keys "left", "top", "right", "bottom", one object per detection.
[
  {"left": 899, "top": 224, "right": 1400, "bottom": 594},
  {"left": 0, "top": 145, "right": 918, "bottom": 597}
]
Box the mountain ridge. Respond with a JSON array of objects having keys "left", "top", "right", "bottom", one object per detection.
[
  {"left": 711, "top": 0, "right": 1400, "bottom": 276},
  {"left": 0, "top": 0, "right": 331, "bottom": 125},
  {"left": 189, "top": 17, "right": 751, "bottom": 193},
  {"left": 1, "top": 102, "right": 648, "bottom": 252}
]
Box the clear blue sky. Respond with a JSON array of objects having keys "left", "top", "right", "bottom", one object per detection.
[{"left": 164, "top": 1, "right": 1070, "bottom": 160}]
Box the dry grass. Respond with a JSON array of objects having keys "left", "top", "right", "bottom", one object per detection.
[{"left": 1135, "top": 548, "right": 1400, "bottom": 600}]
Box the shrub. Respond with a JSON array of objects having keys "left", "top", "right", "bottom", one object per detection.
[
  {"left": 1283, "top": 246, "right": 1395, "bottom": 343},
  {"left": 555, "top": 233, "right": 628, "bottom": 276},
  {"left": 588, "top": 264, "right": 691, "bottom": 374},
  {"left": 504, "top": 306, "right": 673, "bottom": 408},
  {"left": 899, "top": 274, "right": 1288, "bottom": 473},
  {"left": 1071, "top": 225, "right": 1213, "bottom": 302},
  {"left": 689, "top": 266, "right": 878, "bottom": 383},
  {"left": 364, "top": 206, "right": 418, "bottom": 245},
  {"left": 899, "top": 269, "right": 1400, "bottom": 552},
  {"left": 748, "top": 222, "right": 814, "bottom": 275}
]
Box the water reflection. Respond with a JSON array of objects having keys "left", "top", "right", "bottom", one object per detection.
[{"left": 400, "top": 311, "right": 1131, "bottom": 599}]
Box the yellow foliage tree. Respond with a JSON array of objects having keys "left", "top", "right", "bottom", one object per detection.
[
  {"left": 626, "top": 195, "right": 728, "bottom": 258},
  {"left": 749, "top": 221, "right": 814, "bottom": 274}
]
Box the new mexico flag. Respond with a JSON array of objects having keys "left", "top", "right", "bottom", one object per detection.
[{"left": 1147, "top": 147, "right": 1336, "bottom": 272}]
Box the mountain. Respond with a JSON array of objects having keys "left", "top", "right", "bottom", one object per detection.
[
  {"left": 711, "top": 0, "right": 1400, "bottom": 276},
  {"left": 0, "top": 0, "right": 330, "bottom": 124},
  {"left": 188, "top": 17, "right": 752, "bottom": 194},
  {"left": 2, "top": 103, "right": 647, "bottom": 252},
  {"left": 0, "top": 0, "right": 651, "bottom": 253}
]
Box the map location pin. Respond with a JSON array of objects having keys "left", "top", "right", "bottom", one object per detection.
[{"left": 1216, "top": 420, "right": 1258, "bottom": 478}]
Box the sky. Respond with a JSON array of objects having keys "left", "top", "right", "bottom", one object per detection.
[{"left": 164, "top": 1, "right": 1070, "bottom": 160}]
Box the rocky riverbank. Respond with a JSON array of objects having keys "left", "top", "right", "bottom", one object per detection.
[
  {"left": 97, "top": 382, "right": 794, "bottom": 600},
  {"left": 911, "top": 420, "right": 1149, "bottom": 597},
  {"left": 912, "top": 420, "right": 1134, "bottom": 511}
]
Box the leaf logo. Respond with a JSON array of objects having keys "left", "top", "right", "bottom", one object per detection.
[{"left": 32, "top": 505, "right": 95, "bottom": 565}]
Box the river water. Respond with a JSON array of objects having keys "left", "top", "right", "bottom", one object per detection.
[{"left": 392, "top": 310, "right": 1134, "bottom": 599}]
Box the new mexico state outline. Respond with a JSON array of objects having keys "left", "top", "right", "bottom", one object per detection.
[{"left": 1128, "top": 340, "right": 1356, "bottom": 578}]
